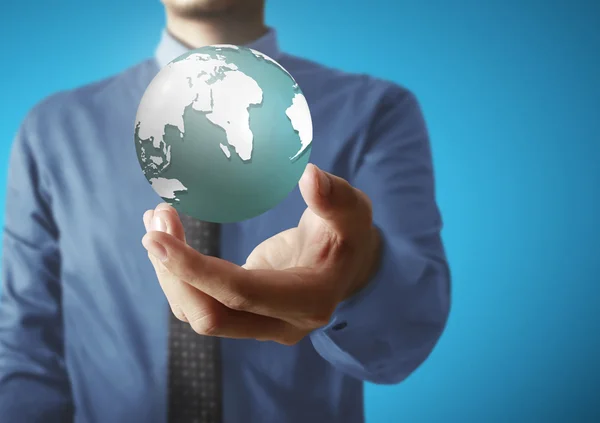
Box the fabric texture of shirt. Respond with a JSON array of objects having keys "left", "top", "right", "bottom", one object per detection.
[{"left": 0, "top": 29, "right": 451, "bottom": 423}]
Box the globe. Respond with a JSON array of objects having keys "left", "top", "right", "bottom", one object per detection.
[{"left": 134, "top": 45, "right": 313, "bottom": 223}]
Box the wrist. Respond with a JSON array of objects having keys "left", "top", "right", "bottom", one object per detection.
[{"left": 344, "top": 225, "right": 382, "bottom": 300}]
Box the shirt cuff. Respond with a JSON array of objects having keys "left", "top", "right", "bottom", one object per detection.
[{"left": 310, "top": 231, "right": 428, "bottom": 373}]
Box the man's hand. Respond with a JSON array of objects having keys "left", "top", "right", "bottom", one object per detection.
[{"left": 142, "top": 164, "right": 381, "bottom": 345}]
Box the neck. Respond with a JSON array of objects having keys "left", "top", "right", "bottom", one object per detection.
[{"left": 165, "top": 8, "right": 268, "bottom": 49}]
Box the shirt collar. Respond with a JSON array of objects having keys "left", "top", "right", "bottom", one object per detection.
[{"left": 154, "top": 27, "right": 281, "bottom": 69}]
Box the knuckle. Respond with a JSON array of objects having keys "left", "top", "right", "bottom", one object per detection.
[
  {"left": 180, "top": 246, "right": 195, "bottom": 268},
  {"left": 224, "top": 293, "right": 251, "bottom": 311},
  {"left": 171, "top": 305, "right": 188, "bottom": 322},
  {"left": 153, "top": 260, "right": 171, "bottom": 277},
  {"left": 314, "top": 230, "right": 353, "bottom": 265},
  {"left": 333, "top": 234, "right": 353, "bottom": 254},
  {"left": 180, "top": 248, "right": 202, "bottom": 281},
  {"left": 156, "top": 203, "right": 175, "bottom": 213},
  {"left": 188, "top": 309, "right": 222, "bottom": 336},
  {"left": 223, "top": 279, "right": 255, "bottom": 311},
  {"left": 329, "top": 233, "right": 357, "bottom": 263}
]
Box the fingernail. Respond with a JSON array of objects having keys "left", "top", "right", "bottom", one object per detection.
[
  {"left": 317, "top": 166, "right": 331, "bottom": 196},
  {"left": 152, "top": 215, "right": 167, "bottom": 232},
  {"left": 143, "top": 210, "right": 154, "bottom": 232},
  {"left": 156, "top": 202, "right": 172, "bottom": 212},
  {"left": 142, "top": 236, "right": 168, "bottom": 261}
]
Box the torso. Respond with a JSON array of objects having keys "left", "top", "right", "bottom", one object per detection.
[{"left": 35, "top": 55, "right": 390, "bottom": 422}]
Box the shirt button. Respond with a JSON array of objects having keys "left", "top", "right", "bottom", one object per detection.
[{"left": 332, "top": 322, "right": 347, "bottom": 331}]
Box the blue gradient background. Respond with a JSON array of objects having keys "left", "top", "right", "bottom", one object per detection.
[{"left": 1, "top": 1, "right": 599, "bottom": 422}]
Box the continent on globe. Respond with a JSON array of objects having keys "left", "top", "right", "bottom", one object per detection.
[
  {"left": 203, "top": 63, "right": 263, "bottom": 161},
  {"left": 285, "top": 92, "right": 313, "bottom": 161},
  {"left": 134, "top": 44, "right": 313, "bottom": 223}
]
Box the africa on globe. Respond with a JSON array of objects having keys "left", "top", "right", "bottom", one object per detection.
[{"left": 134, "top": 45, "right": 313, "bottom": 223}]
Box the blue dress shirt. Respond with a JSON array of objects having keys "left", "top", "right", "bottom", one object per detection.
[{"left": 0, "top": 29, "right": 451, "bottom": 423}]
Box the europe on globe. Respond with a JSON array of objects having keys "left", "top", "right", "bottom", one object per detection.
[{"left": 134, "top": 45, "right": 313, "bottom": 223}]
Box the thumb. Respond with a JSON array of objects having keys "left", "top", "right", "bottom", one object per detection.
[{"left": 298, "top": 164, "right": 373, "bottom": 238}]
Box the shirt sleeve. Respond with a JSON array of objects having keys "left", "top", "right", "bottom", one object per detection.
[
  {"left": 0, "top": 112, "right": 74, "bottom": 421},
  {"left": 310, "top": 85, "right": 451, "bottom": 384}
]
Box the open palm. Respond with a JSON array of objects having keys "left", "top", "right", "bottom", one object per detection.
[{"left": 142, "top": 164, "right": 380, "bottom": 345}]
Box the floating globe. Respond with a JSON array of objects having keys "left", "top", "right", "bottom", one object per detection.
[{"left": 134, "top": 45, "right": 313, "bottom": 223}]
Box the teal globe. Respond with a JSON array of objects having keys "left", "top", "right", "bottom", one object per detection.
[{"left": 134, "top": 45, "right": 313, "bottom": 223}]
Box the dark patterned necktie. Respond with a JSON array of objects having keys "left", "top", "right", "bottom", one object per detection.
[{"left": 167, "top": 213, "right": 222, "bottom": 423}]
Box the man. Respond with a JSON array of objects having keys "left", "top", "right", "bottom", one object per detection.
[{"left": 0, "top": 0, "right": 451, "bottom": 422}]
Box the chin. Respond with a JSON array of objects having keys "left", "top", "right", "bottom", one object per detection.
[{"left": 162, "top": 0, "right": 237, "bottom": 16}]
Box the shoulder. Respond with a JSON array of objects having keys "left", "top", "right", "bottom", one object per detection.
[
  {"left": 19, "top": 59, "right": 157, "bottom": 143},
  {"left": 278, "top": 53, "right": 419, "bottom": 123},
  {"left": 278, "top": 53, "right": 422, "bottom": 145},
  {"left": 280, "top": 53, "right": 416, "bottom": 101}
]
